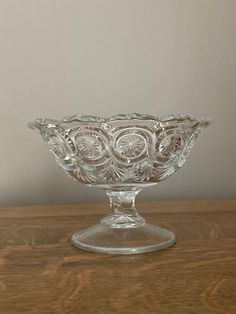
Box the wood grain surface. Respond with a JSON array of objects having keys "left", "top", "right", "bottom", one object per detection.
[{"left": 0, "top": 199, "right": 235, "bottom": 314}]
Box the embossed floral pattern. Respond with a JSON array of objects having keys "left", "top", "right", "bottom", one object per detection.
[
  {"left": 73, "top": 128, "right": 107, "bottom": 163},
  {"left": 116, "top": 134, "right": 146, "bottom": 159},
  {"left": 159, "top": 134, "right": 182, "bottom": 156},
  {"left": 156, "top": 129, "right": 186, "bottom": 158},
  {"left": 47, "top": 134, "right": 75, "bottom": 171},
  {"left": 75, "top": 163, "right": 97, "bottom": 183},
  {"left": 99, "top": 159, "right": 126, "bottom": 182},
  {"left": 177, "top": 130, "right": 200, "bottom": 167},
  {"left": 133, "top": 159, "right": 158, "bottom": 182},
  {"left": 76, "top": 134, "right": 102, "bottom": 159}
]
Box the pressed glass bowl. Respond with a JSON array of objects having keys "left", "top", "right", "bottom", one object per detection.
[{"left": 28, "top": 113, "right": 211, "bottom": 254}]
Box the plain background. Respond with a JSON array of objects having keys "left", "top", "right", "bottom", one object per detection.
[{"left": 0, "top": 0, "right": 235, "bottom": 206}]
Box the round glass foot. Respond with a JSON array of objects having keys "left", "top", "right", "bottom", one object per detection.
[{"left": 71, "top": 223, "right": 176, "bottom": 254}]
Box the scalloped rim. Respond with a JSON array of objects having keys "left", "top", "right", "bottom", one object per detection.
[{"left": 28, "top": 113, "right": 212, "bottom": 130}]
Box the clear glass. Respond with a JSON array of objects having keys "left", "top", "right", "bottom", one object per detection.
[{"left": 28, "top": 113, "right": 211, "bottom": 254}]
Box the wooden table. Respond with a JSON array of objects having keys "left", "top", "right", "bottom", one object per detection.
[{"left": 0, "top": 199, "right": 235, "bottom": 314}]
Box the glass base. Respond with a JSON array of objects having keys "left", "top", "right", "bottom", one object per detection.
[{"left": 71, "top": 223, "right": 176, "bottom": 254}]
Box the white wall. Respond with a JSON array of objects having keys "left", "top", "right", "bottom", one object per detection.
[{"left": 0, "top": 0, "right": 235, "bottom": 206}]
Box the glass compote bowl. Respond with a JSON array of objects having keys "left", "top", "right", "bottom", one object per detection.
[{"left": 28, "top": 113, "right": 211, "bottom": 254}]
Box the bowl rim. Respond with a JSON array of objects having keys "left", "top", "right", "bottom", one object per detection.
[
  {"left": 62, "top": 112, "right": 211, "bottom": 123},
  {"left": 28, "top": 112, "right": 212, "bottom": 131}
]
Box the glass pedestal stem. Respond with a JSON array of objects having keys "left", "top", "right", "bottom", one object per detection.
[
  {"left": 102, "top": 189, "right": 145, "bottom": 228},
  {"left": 71, "top": 185, "right": 176, "bottom": 254}
]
